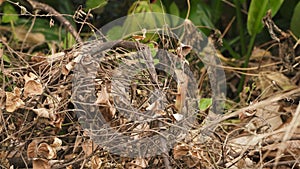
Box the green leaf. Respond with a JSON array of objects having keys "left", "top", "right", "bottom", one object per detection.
[
  {"left": 147, "top": 43, "right": 158, "bottom": 57},
  {"left": 199, "top": 98, "right": 212, "bottom": 111},
  {"left": 291, "top": 2, "right": 300, "bottom": 37},
  {"left": 247, "top": 0, "right": 284, "bottom": 35},
  {"left": 2, "top": 54, "right": 11, "bottom": 63},
  {"left": 86, "top": 0, "right": 108, "bottom": 10},
  {"left": 2, "top": 3, "right": 19, "bottom": 23},
  {"left": 189, "top": 1, "right": 214, "bottom": 34},
  {"left": 169, "top": 2, "right": 179, "bottom": 16},
  {"left": 106, "top": 26, "right": 123, "bottom": 40}
]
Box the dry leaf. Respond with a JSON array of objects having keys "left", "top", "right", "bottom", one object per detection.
[
  {"left": 251, "top": 47, "right": 272, "bottom": 59},
  {"left": 32, "top": 158, "right": 50, "bottom": 169},
  {"left": 24, "top": 80, "right": 43, "bottom": 98},
  {"left": 5, "top": 87, "right": 25, "bottom": 112},
  {"left": 91, "top": 156, "right": 102, "bottom": 169},
  {"left": 24, "top": 72, "right": 38, "bottom": 82},
  {"left": 95, "top": 86, "right": 109, "bottom": 105},
  {"left": 37, "top": 143, "right": 56, "bottom": 159},
  {"left": 174, "top": 69, "right": 188, "bottom": 113},
  {"left": 14, "top": 27, "right": 45, "bottom": 44},
  {"left": 27, "top": 140, "right": 39, "bottom": 159},
  {"left": 51, "top": 137, "right": 62, "bottom": 151},
  {"left": 66, "top": 165, "right": 73, "bottom": 169},
  {"left": 172, "top": 113, "right": 184, "bottom": 121},
  {"left": 64, "top": 153, "right": 77, "bottom": 160},
  {"left": 95, "top": 85, "right": 116, "bottom": 122},
  {"left": 62, "top": 61, "right": 75, "bottom": 75},
  {"left": 32, "top": 108, "right": 55, "bottom": 120},
  {"left": 265, "top": 72, "right": 297, "bottom": 91},
  {"left": 52, "top": 113, "right": 64, "bottom": 129},
  {"left": 173, "top": 143, "right": 189, "bottom": 159},
  {"left": 127, "top": 158, "right": 148, "bottom": 169},
  {"left": 82, "top": 140, "right": 96, "bottom": 157}
]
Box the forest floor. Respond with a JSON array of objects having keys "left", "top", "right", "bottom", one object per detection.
[{"left": 1, "top": 3, "right": 300, "bottom": 169}]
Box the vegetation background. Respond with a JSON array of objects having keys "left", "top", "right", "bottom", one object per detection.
[{"left": 0, "top": 0, "right": 300, "bottom": 168}]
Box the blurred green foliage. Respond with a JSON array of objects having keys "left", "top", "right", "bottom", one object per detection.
[{"left": 1, "top": 0, "right": 300, "bottom": 98}]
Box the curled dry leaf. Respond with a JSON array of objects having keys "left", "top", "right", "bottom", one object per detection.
[
  {"left": 95, "top": 85, "right": 116, "bottom": 121},
  {"left": 24, "top": 72, "right": 38, "bottom": 82},
  {"left": 32, "top": 158, "right": 50, "bottom": 169},
  {"left": 51, "top": 137, "right": 62, "bottom": 151},
  {"left": 5, "top": 87, "right": 25, "bottom": 112},
  {"left": 95, "top": 85, "right": 110, "bottom": 105},
  {"left": 23, "top": 72, "right": 43, "bottom": 98},
  {"left": 24, "top": 80, "right": 43, "bottom": 98},
  {"left": 27, "top": 140, "right": 39, "bottom": 159},
  {"left": 37, "top": 142, "right": 56, "bottom": 159},
  {"left": 32, "top": 108, "right": 55, "bottom": 120},
  {"left": 173, "top": 143, "right": 189, "bottom": 159},
  {"left": 62, "top": 61, "right": 75, "bottom": 75}
]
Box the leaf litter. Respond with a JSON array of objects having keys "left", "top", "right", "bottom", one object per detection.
[{"left": 0, "top": 12, "right": 300, "bottom": 169}]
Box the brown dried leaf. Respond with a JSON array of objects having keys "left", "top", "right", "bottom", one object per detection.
[
  {"left": 174, "top": 69, "right": 188, "bottom": 113},
  {"left": 82, "top": 140, "right": 96, "bottom": 157},
  {"left": 265, "top": 72, "right": 297, "bottom": 91},
  {"left": 173, "top": 143, "right": 189, "bottom": 159},
  {"left": 64, "top": 153, "right": 77, "bottom": 160},
  {"left": 91, "top": 156, "right": 102, "bottom": 169},
  {"left": 52, "top": 113, "right": 64, "bottom": 129},
  {"left": 184, "top": 155, "right": 200, "bottom": 168},
  {"left": 32, "top": 108, "right": 55, "bottom": 120},
  {"left": 127, "top": 158, "right": 148, "bottom": 169},
  {"left": 95, "top": 86, "right": 109, "bottom": 105},
  {"left": 51, "top": 137, "right": 62, "bottom": 151},
  {"left": 5, "top": 87, "right": 25, "bottom": 112},
  {"left": 251, "top": 47, "right": 272, "bottom": 59},
  {"left": 95, "top": 85, "right": 116, "bottom": 121},
  {"left": 27, "top": 140, "right": 39, "bottom": 159},
  {"left": 24, "top": 80, "right": 43, "bottom": 98},
  {"left": 32, "top": 158, "right": 50, "bottom": 169},
  {"left": 62, "top": 61, "right": 75, "bottom": 75},
  {"left": 24, "top": 72, "right": 38, "bottom": 82},
  {"left": 37, "top": 143, "right": 56, "bottom": 159}
]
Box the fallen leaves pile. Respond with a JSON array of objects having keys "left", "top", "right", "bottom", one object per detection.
[{"left": 1, "top": 26, "right": 300, "bottom": 169}]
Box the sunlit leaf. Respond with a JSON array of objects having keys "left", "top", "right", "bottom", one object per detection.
[
  {"left": 199, "top": 98, "right": 212, "bottom": 111},
  {"left": 169, "top": 2, "right": 179, "bottom": 16},
  {"left": 291, "top": 1, "right": 300, "bottom": 37},
  {"left": 86, "top": 0, "right": 108, "bottom": 10},
  {"left": 2, "top": 3, "right": 19, "bottom": 23},
  {"left": 247, "top": 0, "right": 284, "bottom": 35}
]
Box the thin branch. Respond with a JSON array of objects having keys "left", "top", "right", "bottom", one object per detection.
[{"left": 26, "top": 0, "right": 83, "bottom": 44}]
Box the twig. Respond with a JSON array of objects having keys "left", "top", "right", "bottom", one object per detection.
[
  {"left": 26, "top": 0, "right": 83, "bottom": 44},
  {"left": 203, "top": 87, "right": 300, "bottom": 132}
]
